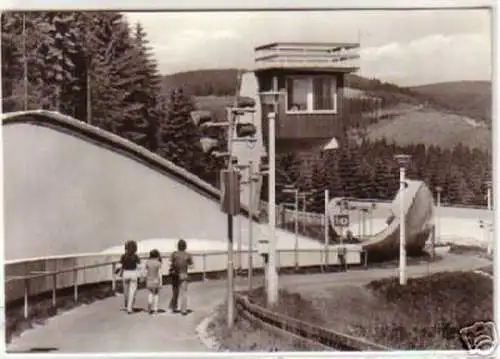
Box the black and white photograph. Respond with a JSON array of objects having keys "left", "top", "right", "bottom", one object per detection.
[{"left": 1, "top": 2, "right": 496, "bottom": 356}]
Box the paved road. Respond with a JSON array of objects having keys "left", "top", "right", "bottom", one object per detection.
[{"left": 6, "top": 253, "right": 490, "bottom": 353}]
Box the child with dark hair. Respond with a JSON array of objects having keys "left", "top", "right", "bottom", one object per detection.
[
  {"left": 119, "top": 240, "right": 141, "bottom": 314},
  {"left": 169, "top": 239, "right": 193, "bottom": 315},
  {"left": 145, "top": 249, "right": 162, "bottom": 314}
]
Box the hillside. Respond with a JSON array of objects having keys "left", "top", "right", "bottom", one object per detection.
[
  {"left": 409, "top": 81, "right": 492, "bottom": 124},
  {"left": 161, "top": 69, "right": 492, "bottom": 151},
  {"left": 360, "top": 108, "right": 491, "bottom": 152},
  {"left": 161, "top": 69, "right": 242, "bottom": 97}
]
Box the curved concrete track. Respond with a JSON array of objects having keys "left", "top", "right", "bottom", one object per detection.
[
  {"left": 2, "top": 110, "right": 322, "bottom": 261},
  {"left": 7, "top": 253, "right": 490, "bottom": 353},
  {"left": 329, "top": 180, "right": 434, "bottom": 260}
]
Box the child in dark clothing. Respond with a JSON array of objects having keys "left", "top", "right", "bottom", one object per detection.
[{"left": 119, "top": 240, "right": 140, "bottom": 314}]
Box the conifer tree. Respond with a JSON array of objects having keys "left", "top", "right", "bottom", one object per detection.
[
  {"left": 156, "top": 88, "right": 204, "bottom": 174},
  {"left": 1, "top": 12, "right": 23, "bottom": 112}
]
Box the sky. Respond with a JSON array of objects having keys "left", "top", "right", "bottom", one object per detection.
[{"left": 123, "top": 9, "right": 491, "bottom": 87}]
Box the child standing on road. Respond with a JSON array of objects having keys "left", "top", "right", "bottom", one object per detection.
[
  {"left": 169, "top": 239, "right": 193, "bottom": 315},
  {"left": 145, "top": 249, "right": 162, "bottom": 314},
  {"left": 119, "top": 240, "right": 141, "bottom": 314}
]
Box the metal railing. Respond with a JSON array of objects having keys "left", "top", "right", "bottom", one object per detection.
[
  {"left": 5, "top": 248, "right": 364, "bottom": 319},
  {"left": 235, "top": 293, "right": 390, "bottom": 351},
  {"left": 275, "top": 200, "right": 492, "bottom": 228}
]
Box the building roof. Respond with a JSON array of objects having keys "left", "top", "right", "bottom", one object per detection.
[{"left": 254, "top": 42, "right": 360, "bottom": 51}]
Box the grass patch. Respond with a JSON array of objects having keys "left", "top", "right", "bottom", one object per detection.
[
  {"left": 448, "top": 243, "right": 487, "bottom": 255},
  {"left": 365, "top": 252, "right": 442, "bottom": 269},
  {"left": 230, "top": 271, "right": 492, "bottom": 351},
  {"left": 247, "top": 287, "right": 326, "bottom": 324},
  {"left": 207, "top": 300, "right": 313, "bottom": 351},
  {"left": 303, "top": 271, "right": 493, "bottom": 350},
  {"left": 5, "top": 283, "right": 115, "bottom": 345}
]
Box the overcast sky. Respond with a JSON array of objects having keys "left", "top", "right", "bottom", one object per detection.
[{"left": 124, "top": 9, "right": 491, "bottom": 86}]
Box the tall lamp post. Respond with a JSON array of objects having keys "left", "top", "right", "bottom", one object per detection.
[
  {"left": 486, "top": 181, "right": 492, "bottom": 211},
  {"left": 368, "top": 203, "right": 376, "bottom": 236},
  {"left": 282, "top": 186, "right": 299, "bottom": 269},
  {"left": 435, "top": 186, "right": 442, "bottom": 253},
  {"left": 485, "top": 181, "right": 493, "bottom": 255},
  {"left": 239, "top": 162, "right": 260, "bottom": 289},
  {"left": 395, "top": 154, "right": 411, "bottom": 286},
  {"left": 321, "top": 139, "right": 339, "bottom": 268},
  {"left": 259, "top": 90, "right": 282, "bottom": 306},
  {"left": 298, "top": 190, "right": 312, "bottom": 240},
  {"left": 246, "top": 170, "right": 261, "bottom": 291},
  {"left": 235, "top": 163, "right": 251, "bottom": 274}
]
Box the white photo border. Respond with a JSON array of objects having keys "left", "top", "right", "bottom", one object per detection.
[{"left": 0, "top": 1, "right": 497, "bottom": 359}]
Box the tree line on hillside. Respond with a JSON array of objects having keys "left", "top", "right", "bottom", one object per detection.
[
  {"left": 161, "top": 69, "right": 242, "bottom": 97},
  {"left": 164, "top": 69, "right": 491, "bottom": 126},
  {"left": 2, "top": 12, "right": 492, "bottom": 210},
  {"left": 1, "top": 11, "right": 224, "bottom": 186},
  {"left": 261, "top": 138, "right": 492, "bottom": 211}
]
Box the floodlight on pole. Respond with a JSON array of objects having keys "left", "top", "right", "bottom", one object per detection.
[
  {"left": 190, "top": 92, "right": 259, "bottom": 329},
  {"left": 435, "top": 186, "right": 442, "bottom": 253},
  {"left": 235, "top": 163, "right": 251, "bottom": 274},
  {"left": 394, "top": 154, "right": 411, "bottom": 286},
  {"left": 259, "top": 89, "right": 282, "bottom": 306}
]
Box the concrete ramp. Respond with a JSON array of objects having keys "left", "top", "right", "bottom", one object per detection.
[{"left": 328, "top": 180, "right": 434, "bottom": 261}]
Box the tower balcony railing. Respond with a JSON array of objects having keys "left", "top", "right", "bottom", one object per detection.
[{"left": 254, "top": 42, "right": 360, "bottom": 71}]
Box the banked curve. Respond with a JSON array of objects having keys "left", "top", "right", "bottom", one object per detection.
[{"left": 1, "top": 110, "right": 255, "bottom": 219}]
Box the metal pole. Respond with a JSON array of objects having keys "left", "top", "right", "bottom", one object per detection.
[
  {"left": 487, "top": 183, "right": 492, "bottom": 211},
  {"left": 369, "top": 209, "right": 373, "bottom": 236},
  {"left": 248, "top": 162, "right": 254, "bottom": 292},
  {"left": 362, "top": 210, "right": 366, "bottom": 237},
  {"left": 267, "top": 110, "right": 278, "bottom": 306},
  {"left": 22, "top": 12, "right": 28, "bottom": 110},
  {"left": 357, "top": 209, "right": 361, "bottom": 238},
  {"left": 324, "top": 189, "right": 329, "bottom": 269},
  {"left": 226, "top": 109, "right": 235, "bottom": 328},
  {"left": 237, "top": 211, "right": 242, "bottom": 273},
  {"left": 86, "top": 58, "right": 92, "bottom": 125},
  {"left": 436, "top": 189, "right": 441, "bottom": 243},
  {"left": 431, "top": 224, "right": 436, "bottom": 260},
  {"left": 294, "top": 190, "right": 299, "bottom": 269},
  {"left": 300, "top": 194, "right": 304, "bottom": 235},
  {"left": 487, "top": 222, "right": 493, "bottom": 256},
  {"left": 227, "top": 211, "right": 234, "bottom": 327},
  {"left": 24, "top": 279, "right": 29, "bottom": 319},
  {"left": 399, "top": 166, "right": 407, "bottom": 285}
]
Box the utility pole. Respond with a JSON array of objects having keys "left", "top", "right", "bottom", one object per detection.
[
  {"left": 395, "top": 154, "right": 411, "bottom": 286},
  {"left": 226, "top": 108, "right": 236, "bottom": 328},
  {"left": 86, "top": 57, "right": 92, "bottom": 125},
  {"left": 22, "top": 12, "right": 28, "bottom": 110},
  {"left": 324, "top": 189, "right": 329, "bottom": 269},
  {"left": 248, "top": 161, "right": 254, "bottom": 291}
]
